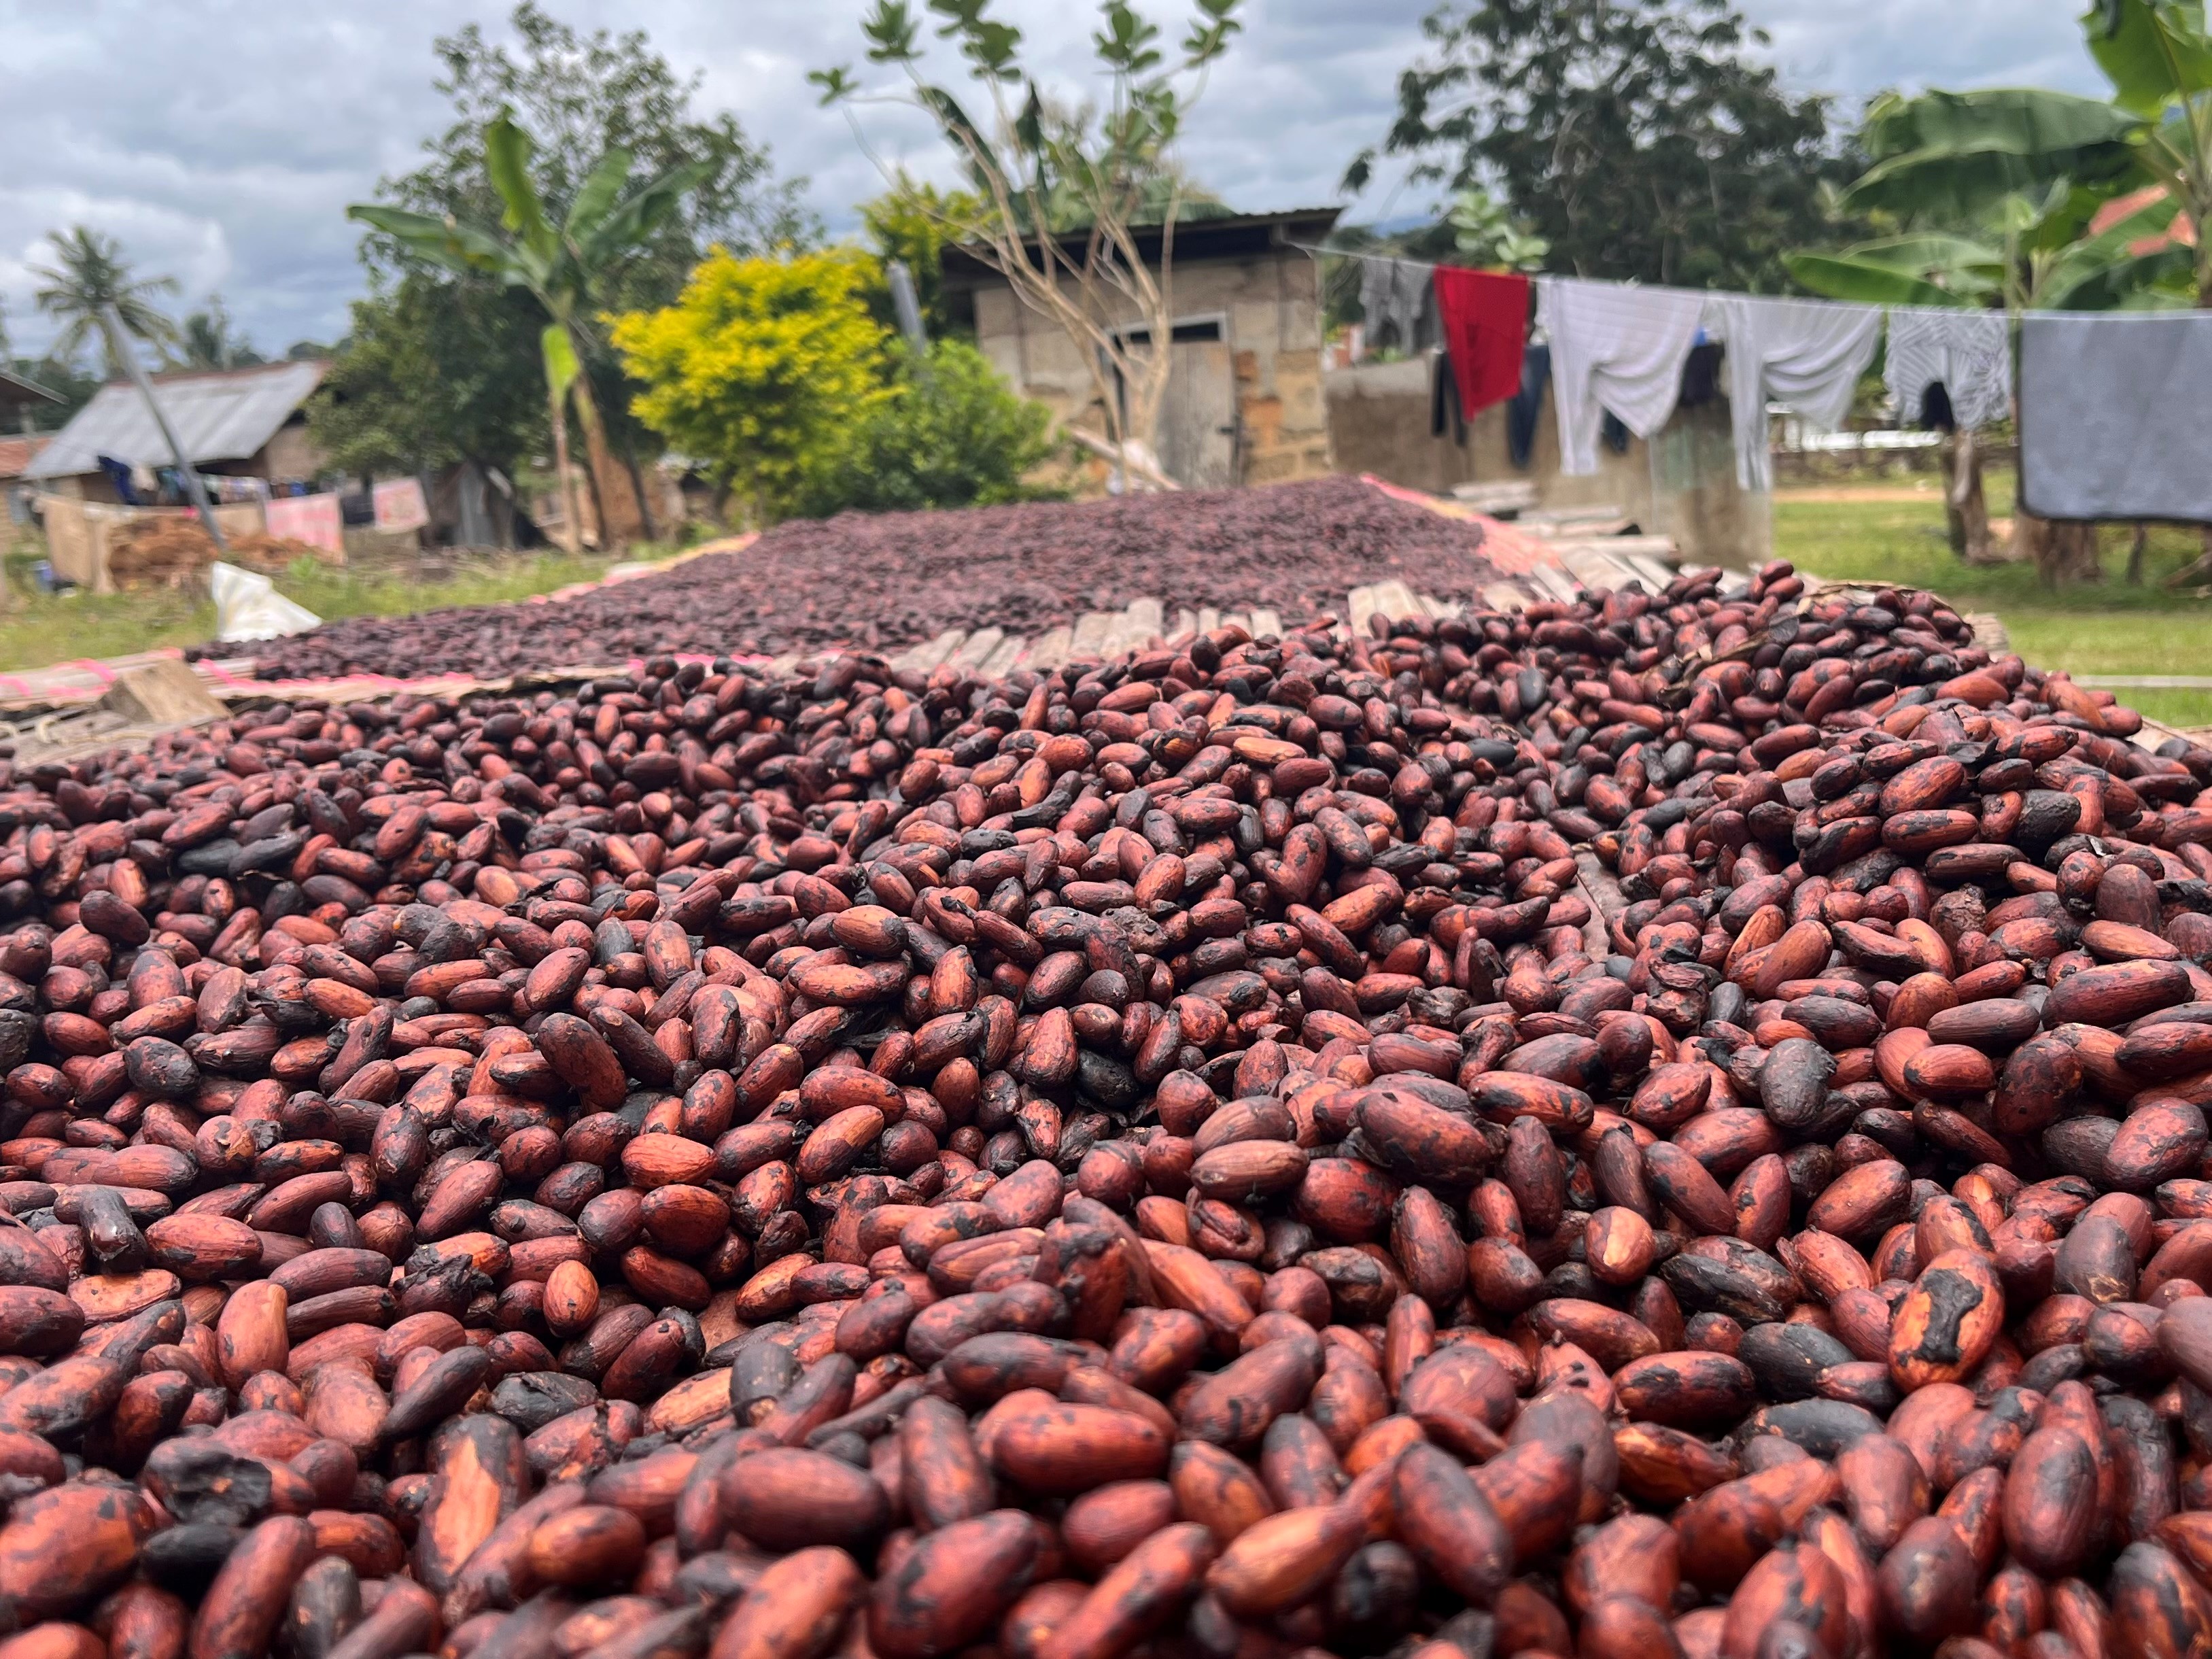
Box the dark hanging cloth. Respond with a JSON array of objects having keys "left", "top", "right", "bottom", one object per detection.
[
  {"left": 1603, "top": 412, "right": 1631, "bottom": 455},
  {"left": 1918, "top": 380, "right": 1958, "bottom": 432},
  {"left": 1678, "top": 340, "right": 1723, "bottom": 407},
  {"left": 1431, "top": 351, "right": 1467, "bottom": 444},
  {"left": 1506, "top": 343, "right": 1551, "bottom": 470},
  {"left": 1432, "top": 267, "right": 1530, "bottom": 416},
  {"left": 97, "top": 454, "right": 138, "bottom": 505}
]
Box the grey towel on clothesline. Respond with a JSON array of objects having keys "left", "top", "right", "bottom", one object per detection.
[
  {"left": 2019, "top": 312, "right": 2212, "bottom": 524},
  {"left": 1886, "top": 308, "right": 2011, "bottom": 432},
  {"left": 1360, "top": 258, "right": 1429, "bottom": 354}
]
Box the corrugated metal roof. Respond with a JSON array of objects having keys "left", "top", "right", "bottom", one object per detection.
[
  {"left": 0, "top": 437, "right": 50, "bottom": 479},
  {"left": 25, "top": 359, "right": 327, "bottom": 480}
]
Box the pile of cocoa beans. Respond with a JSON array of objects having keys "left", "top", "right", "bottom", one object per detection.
[
  {"left": 7, "top": 559, "right": 2212, "bottom": 1659},
  {"left": 215, "top": 475, "right": 1501, "bottom": 683}
]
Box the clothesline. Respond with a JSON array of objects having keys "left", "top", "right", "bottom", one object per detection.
[
  {"left": 1308, "top": 242, "right": 2212, "bottom": 519},
  {"left": 1300, "top": 243, "right": 2211, "bottom": 320}
]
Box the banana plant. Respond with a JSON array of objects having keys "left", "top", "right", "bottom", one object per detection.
[
  {"left": 2086, "top": 0, "right": 2212, "bottom": 303},
  {"left": 1815, "top": 5, "right": 2211, "bottom": 306},
  {"left": 350, "top": 112, "right": 708, "bottom": 549},
  {"left": 1787, "top": 181, "right": 2192, "bottom": 311}
]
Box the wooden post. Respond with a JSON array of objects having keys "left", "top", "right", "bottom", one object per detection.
[{"left": 101, "top": 305, "right": 228, "bottom": 556}]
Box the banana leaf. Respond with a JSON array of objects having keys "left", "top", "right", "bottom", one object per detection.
[
  {"left": 2086, "top": 0, "right": 2212, "bottom": 115},
  {"left": 1846, "top": 89, "right": 2148, "bottom": 218}
]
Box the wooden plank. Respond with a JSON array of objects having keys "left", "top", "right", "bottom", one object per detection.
[
  {"left": 1518, "top": 504, "right": 1627, "bottom": 532},
  {"left": 1624, "top": 553, "right": 1680, "bottom": 592},
  {"left": 1170, "top": 608, "right": 1197, "bottom": 643},
  {"left": 1223, "top": 612, "right": 1251, "bottom": 638},
  {"left": 98, "top": 661, "right": 228, "bottom": 726},
  {"left": 895, "top": 628, "right": 966, "bottom": 674},
  {"left": 980, "top": 633, "right": 1027, "bottom": 677},
  {"left": 1447, "top": 480, "right": 1540, "bottom": 515},
  {"left": 1556, "top": 545, "right": 1629, "bottom": 589},
  {"left": 1249, "top": 606, "right": 1282, "bottom": 639},
  {"left": 1347, "top": 586, "right": 1381, "bottom": 637},
  {"left": 950, "top": 627, "right": 1004, "bottom": 670},
  {"left": 1196, "top": 607, "right": 1221, "bottom": 636},
  {"left": 1100, "top": 611, "right": 1143, "bottom": 658},
  {"left": 1527, "top": 564, "right": 1580, "bottom": 603},
  {"left": 1126, "top": 597, "right": 1164, "bottom": 646},
  {"left": 1481, "top": 582, "right": 1532, "bottom": 613},
  {"left": 1070, "top": 611, "right": 1116, "bottom": 659},
  {"left": 1026, "top": 626, "right": 1074, "bottom": 671},
  {"left": 1544, "top": 534, "right": 1678, "bottom": 562},
  {"left": 1369, "top": 580, "right": 1422, "bottom": 624}
]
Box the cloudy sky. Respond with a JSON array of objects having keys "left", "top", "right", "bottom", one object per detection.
[{"left": 0, "top": 0, "right": 2103, "bottom": 362}]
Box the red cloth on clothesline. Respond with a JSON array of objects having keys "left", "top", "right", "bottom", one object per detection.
[{"left": 1433, "top": 267, "right": 1530, "bottom": 415}]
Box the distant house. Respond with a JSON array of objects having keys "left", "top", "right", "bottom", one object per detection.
[
  {"left": 941, "top": 208, "right": 1341, "bottom": 490},
  {"left": 24, "top": 359, "right": 329, "bottom": 501},
  {"left": 0, "top": 436, "right": 50, "bottom": 485}
]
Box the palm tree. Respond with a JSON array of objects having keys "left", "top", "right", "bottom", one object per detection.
[
  {"left": 181, "top": 294, "right": 264, "bottom": 371},
  {"left": 349, "top": 112, "right": 706, "bottom": 551},
  {"left": 30, "top": 227, "right": 181, "bottom": 374}
]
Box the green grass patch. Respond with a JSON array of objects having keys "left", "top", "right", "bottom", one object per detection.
[
  {"left": 1773, "top": 467, "right": 2212, "bottom": 731},
  {"left": 0, "top": 543, "right": 628, "bottom": 674}
]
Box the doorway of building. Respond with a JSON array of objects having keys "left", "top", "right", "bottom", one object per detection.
[{"left": 1113, "top": 318, "right": 1237, "bottom": 489}]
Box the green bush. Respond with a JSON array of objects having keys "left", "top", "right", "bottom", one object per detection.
[{"left": 797, "top": 339, "right": 1065, "bottom": 517}]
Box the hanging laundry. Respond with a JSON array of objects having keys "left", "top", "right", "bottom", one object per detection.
[
  {"left": 97, "top": 455, "right": 138, "bottom": 505},
  {"left": 1506, "top": 343, "right": 1550, "bottom": 470},
  {"left": 1678, "top": 339, "right": 1723, "bottom": 407},
  {"left": 1708, "top": 294, "right": 1884, "bottom": 493},
  {"left": 1359, "top": 258, "right": 1430, "bottom": 356},
  {"left": 1432, "top": 267, "right": 1529, "bottom": 416},
  {"left": 2018, "top": 312, "right": 2212, "bottom": 522},
  {"left": 1885, "top": 307, "right": 2011, "bottom": 432},
  {"left": 373, "top": 477, "right": 431, "bottom": 534},
  {"left": 1430, "top": 350, "right": 1466, "bottom": 444},
  {"left": 1535, "top": 278, "right": 1708, "bottom": 476}
]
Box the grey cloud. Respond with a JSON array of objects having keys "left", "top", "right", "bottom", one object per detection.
[{"left": 0, "top": 0, "right": 2103, "bottom": 360}]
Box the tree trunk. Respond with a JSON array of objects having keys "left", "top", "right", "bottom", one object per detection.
[
  {"left": 2166, "top": 524, "right": 2212, "bottom": 589},
  {"left": 620, "top": 443, "right": 657, "bottom": 543},
  {"left": 2126, "top": 523, "right": 2149, "bottom": 585},
  {"left": 2018, "top": 513, "right": 2103, "bottom": 589},
  {"left": 568, "top": 366, "right": 642, "bottom": 552},
  {"left": 1941, "top": 428, "right": 1995, "bottom": 564},
  {"left": 547, "top": 381, "right": 583, "bottom": 555}
]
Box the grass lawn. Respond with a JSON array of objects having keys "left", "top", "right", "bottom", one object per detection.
[
  {"left": 0, "top": 543, "right": 634, "bottom": 674},
  {"left": 1773, "top": 466, "right": 2212, "bottom": 731}
]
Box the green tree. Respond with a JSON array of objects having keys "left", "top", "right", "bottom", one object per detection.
[
  {"left": 861, "top": 172, "right": 986, "bottom": 339},
  {"left": 180, "top": 294, "right": 265, "bottom": 370},
  {"left": 349, "top": 3, "right": 815, "bottom": 541},
  {"left": 611, "top": 247, "right": 893, "bottom": 524},
  {"left": 1345, "top": 0, "right": 1859, "bottom": 291},
  {"left": 814, "top": 0, "right": 1244, "bottom": 481},
  {"left": 388, "top": 3, "right": 815, "bottom": 313},
  {"left": 351, "top": 112, "right": 709, "bottom": 550},
  {"left": 29, "top": 226, "right": 180, "bottom": 373},
  {"left": 795, "top": 339, "right": 1065, "bottom": 516},
  {"left": 311, "top": 274, "right": 545, "bottom": 489},
  {"left": 1447, "top": 186, "right": 1549, "bottom": 271}
]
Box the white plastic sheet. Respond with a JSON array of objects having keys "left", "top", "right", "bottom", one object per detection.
[{"left": 210, "top": 562, "right": 322, "bottom": 643}]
